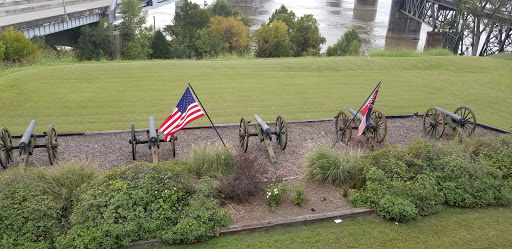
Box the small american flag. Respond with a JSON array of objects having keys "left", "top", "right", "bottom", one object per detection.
[
  {"left": 354, "top": 85, "right": 380, "bottom": 141},
  {"left": 159, "top": 87, "right": 205, "bottom": 141}
]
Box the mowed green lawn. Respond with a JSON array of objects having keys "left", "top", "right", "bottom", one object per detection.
[
  {"left": 1, "top": 56, "right": 511, "bottom": 133},
  {"left": 151, "top": 205, "right": 512, "bottom": 249}
]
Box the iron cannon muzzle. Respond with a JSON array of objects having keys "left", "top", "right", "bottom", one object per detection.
[
  {"left": 19, "top": 120, "right": 36, "bottom": 147},
  {"left": 348, "top": 108, "right": 364, "bottom": 122},
  {"left": 149, "top": 116, "right": 158, "bottom": 143},
  {"left": 435, "top": 106, "right": 464, "bottom": 123}
]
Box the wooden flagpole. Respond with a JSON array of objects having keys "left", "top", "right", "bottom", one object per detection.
[
  {"left": 332, "top": 81, "right": 381, "bottom": 148},
  {"left": 188, "top": 83, "right": 227, "bottom": 148}
]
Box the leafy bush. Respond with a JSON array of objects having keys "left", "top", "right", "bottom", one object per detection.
[
  {"left": 376, "top": 195, "right": 418, "bottom": 222},
  {"left": 252, "top": 21, "right": 293, "bottom": 58},
  {"left": 35, "top": 160, "right": 100, "bottom": 221},
  {"left": 122, "top": 41, "right": 151, "bottom": 60},
  {"left": 57, "top": 162, "right": 230, "bottom": 248},
  {"left": 76, "top": 19, "right": 117, "bottom": 61},
  {"left": 151, "top": 30, "right": 172, "bottom": 59},
  {"left": 220, "top": 153, "right": 267, "bottom": 202},
  {"left": 0, "top": 168, "right": 61, "bottom": 248},
  {"left": 305, "top": 145, "right": 360, "bottom": 187},
  {"left": 0, "top": 41, "right": 5, "bottom": 60},
  {"left": 0, "top": 27, "right": 38, "bottom": 61},
  {"left": 326, "top": 28, "right": 361, "bottom": 56},
  {"left": 186, "top": 144, "right": 235, "bottom": 178},
  {"left": 290, "top": 14, "right": 326, "bottom": 56},
  {"left": 265, "top": 183, "right": 287, "bottom": 210},
  {"left": 291, "top": 185, "right": 305, "bottom": 206}
]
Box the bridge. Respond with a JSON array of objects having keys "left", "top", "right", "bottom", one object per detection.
[{"left": 387, "top": 0, "right": 512, "bottom": 56}]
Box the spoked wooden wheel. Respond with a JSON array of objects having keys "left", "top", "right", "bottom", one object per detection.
[
  {"left": 423, "top": 108, "right": 445, "bottom": 139},
  {"left": 46, "top": 125, "right": 58, "bottom": 165},
  {"left": 0, "top": 127, "right": 12, "bottom": 169},
  {"left": 454, "top": 106, "right": 477, "bottom": 137},
  {"left": 334, "top": 111, "right": 352, "bottom": 145},
  {"left": 239, "top": 117, "right": 249, "bottom": 152},
  {"left": 275, "top": 115, "right": 288, "bottom": 150},
  {"left": 130, "top": 122, "right": 137, "bottom": 160},
  {"left": 368, "top": 110, "right": 387, "bottom": 143}
]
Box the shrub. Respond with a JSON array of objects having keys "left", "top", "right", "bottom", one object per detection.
[
  {"left": 122, "top": 41, "right": 150, "bottom": 60},
  {"left": 376, "top": 195, "right": 418, "bottom": 222},
  {"left": 208, "top": 16, "right": 251, "bottom": 55},
  {"left": 186, "top": 144, "right": 235, "bottom": 179},
  {"left": 305, "top": 146, "right": 359, "bottom": 187},
  {"left": 326, "top": 28, "right": 361, "bottom": 56},
  {"left": 0, "top": 168, "right": 60, "bottom": 248},
  {"left": 76, "top": 19, "right": 117, "bottom": 61},
  {"left": 35, "top": 160, "right": 100, "bottom": 221},
  {"left": 0, "top": 27, "right": 38, "bottom": 61},
  {"left": 252, "top": 21, "right": 293, "bottom": 58},
  {"left": 0, "top": 41, "right": 5, "bottom": 60},
  {"left": 151, "top": 30, "right": 172, "bottom": 59},
  {"left": 291, "top": 185, "right": 305, "bottom": 206},
  {"left": 57, "top": 161, "right": 230, "bottom": 248},
  {"left": 220, "top": 153, "right": 267, "bottom": 202},
  {"left": 265, "top": 183, "right": 287, "bottom": 210},
  {"left": 290, "top": 14, "right": 326, "bottom": 56}
]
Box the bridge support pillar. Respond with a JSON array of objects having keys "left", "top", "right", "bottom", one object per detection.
[
  {"left": 386, "top": 0, "right": 422, "bottom": 40},
  {"left": 424, "top": 31, "right": 445, "bottom": 50},
  {"left": 354, "top": 0, "right": 378, "bottom": 10}
]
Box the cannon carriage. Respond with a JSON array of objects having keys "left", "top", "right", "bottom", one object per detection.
[
  {"left": 129, "top": 116, "right": 177, "bottom": 163},
  {"left": 0, "top": 120, "right": 58, "bottom": 168},
  {"left": 238, "top": 114, "right": 288, "bottom": 167},
  {"left": 334, "top": 108, "right": 387, "bottom": 149},
  {"left": 422, "top": 106, "right": 477, "bottom": 138}
]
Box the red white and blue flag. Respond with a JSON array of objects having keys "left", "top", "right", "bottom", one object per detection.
[
  {"left": 159, "top": 87, "right": 205, "bottom": 141},
  {"left": 354, "top": 85, "right": 380, "bottom": 141}
]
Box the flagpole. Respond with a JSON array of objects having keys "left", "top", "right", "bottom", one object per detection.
[
  {"left": 332, "top": 81, "right": 381, "bottom": 148},
  {"left": 188, "top": 83, "right": 227, "bottom": 148}
]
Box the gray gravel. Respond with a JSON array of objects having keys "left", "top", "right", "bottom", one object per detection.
[{"left": 1, "top": 116, "right": 505, "bottom": 177}]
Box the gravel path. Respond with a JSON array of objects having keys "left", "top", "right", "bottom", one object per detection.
[{"left": 1, "top": 116, "right": 506, "bottom": 227}]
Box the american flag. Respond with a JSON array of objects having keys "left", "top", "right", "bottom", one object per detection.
[
  {"left": 159, "top": 87, "right": 205, "bottom": 141},
  {"left": 354, "top": 85, "right": 380, "bottom": 141}
]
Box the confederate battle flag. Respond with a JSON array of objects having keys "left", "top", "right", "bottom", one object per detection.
[{"left": 354, "top": 84, "right": 380, "bottom": 141}]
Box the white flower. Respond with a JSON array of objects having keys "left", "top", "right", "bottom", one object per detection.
[
  {"left": 155, "top": 191, "right": 158, "bottom": 194},
  {"left": 274, "top": 188, "right": 278, "bottom": 192}
]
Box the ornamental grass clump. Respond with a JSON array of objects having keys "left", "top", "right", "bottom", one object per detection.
[
  {"left": 305, "top": 145, "right": 360, "bottom": 187},
  {"left": 186, "top": 144, "right": 235, "bottom": 179}
]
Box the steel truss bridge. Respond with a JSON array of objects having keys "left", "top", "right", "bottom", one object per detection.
[{"left": 398, "top": 0, "right": 512, "bottom": 56}]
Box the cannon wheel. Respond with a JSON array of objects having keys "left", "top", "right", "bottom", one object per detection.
[
  {"left": 46, "top": 125, "right": 58, "bottom": 165},
  {"left": 423, "top": 108, "right": 445, "bottom": 139},
  {"left": 369, "top": 110, "right": 387, "bottom": 143},
  {"left": 0, "top": 127, "right": 12, "bottom": 169},
  {"left": 276, "top": 115, "right": 288, "bottom": 150},
  {"left": 239, "top": 117, "right": 249, "bottom": 152},
  {"left": 454, "top": 106, "right": 477, "bottom": 137},
  {"left": 130, "top": 122, "right": 137, "bottom": 160},
  {"left": 334, "top": 111, "right": 352, "bottom": 145}
]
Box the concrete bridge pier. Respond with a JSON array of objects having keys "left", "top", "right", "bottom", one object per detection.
[
  {"left": 385, "top": 0, "right": 422, "bottom": 49},
  {"left": 353, "top": 0, "right": 378, "bottom": 22}
]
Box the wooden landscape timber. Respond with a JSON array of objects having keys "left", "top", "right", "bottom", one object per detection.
[
  {"left": 129, "top": 116, "right": 177, "bottom": 163},
  {"left": 0, "top": 120, "right": 58, "bottom": 168},
  {"left": 422, "top": 106, "right": 477, "bottom": 139}
]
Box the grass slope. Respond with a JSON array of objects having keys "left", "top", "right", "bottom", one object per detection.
[
  {"left": 1, "top": 56, "right": 511, "bottom": 133},
  {"left": 152, "top": 206, "right": 512, "bottom": 249}
]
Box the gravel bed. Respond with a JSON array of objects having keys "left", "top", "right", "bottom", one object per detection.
[{"left": 0, "top": 117, "right": 505, "bottom": 227}]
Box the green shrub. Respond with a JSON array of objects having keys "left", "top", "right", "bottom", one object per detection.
[
  {"left": 376, "top": 195, "right": 418, "bottom": 222},
  {"left": 265, "top": 183, "right": 287, "bottom": 210},
  {"left": 35, "top": 160, "right": 100, "bottom": 221},
  {"left": 291, "top": 185, "right": 305, "bottom": 206},
  {"left": 0, "top": 27, "right": 38, "bottom": 61},
  {"left": 151, "top": 30, "right": 172, "bottom": 59},
  {"left": 186, "top": 144, "right": 235, "bottom": 179},
  {"left": 305, "top": 146, "right": 359, "bottom": 187},
  {"left": 0, "top": 41, "right": 5, "bottom": 60},
  {"left": 57, "top": 162, "right": 230, "bottom": 248},
  {"left": 0, "top": 168, "right": 60, "bottom": 248},
  {"left": 122, "top": 41, "right": 150, "bottom": 60},
  {"left": 326, "top": 28, "right": 360, "bottom": 56}
]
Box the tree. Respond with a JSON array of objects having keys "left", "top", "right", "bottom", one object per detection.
[
  {"left": 120, "top": 0, "right": 147, "bottom": 43},
  {"left": 452, "top": 0, "right": 512, "bottom": 55},
  {"left": 252, "top": 21, "right": 293, "bottom": 58},
  {"left": 164, "top": 0, "right": 210, "bottom": 58},
  {"left": 290, "top": 14, "right": 326, "bottom": 56},
  {"left": 0, "top": 27, "right": 38, "bottom": 61},
  {"left": 151, "top": 30, "right": 172, "bottom": 59},
  {"left": 268, "top": 5, "right": 297, "bottom": 35},
  {"left": 207, "top": 16, "right": 250, "bottom": 55},
  {"left": 208, "top": 0, "right": 250, "bottom": 26},
  {"left": 75, "top": 19, "right": 117, "bottom": 61},
  {"left": 326, "top": 28, "right": 361, "bottom": 56}
]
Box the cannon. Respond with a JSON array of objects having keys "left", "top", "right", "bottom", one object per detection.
[
  {"left": 129, "top": 116, "right": 177, "bottom": 163},
  {"left": 422, "top": 106, "right": 476, "bottom": 139},
  {"left": 0, "top": 120, "right": 58, "bottom": 168},
  {"left": 238, "top": 114, "right": 288, "bottom": 167},
  {"left": 334, "top": 108, "right": 387, "bottom": 149}
]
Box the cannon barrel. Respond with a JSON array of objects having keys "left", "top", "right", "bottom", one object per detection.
[
  {"left": 19, "top": 120, "right": 36, "bottom": 147},
  {"left": 435, "top": 107, "right": 463, "bottom": 123},
  {"left": 254, "top": 114, "right": 271, "bottom": 138},
  {"left": 149, "top": 116, "right": 157, "bottom": 143},
  {"left": 348, "top": 108, "right": 364, "bottom": 121}
]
